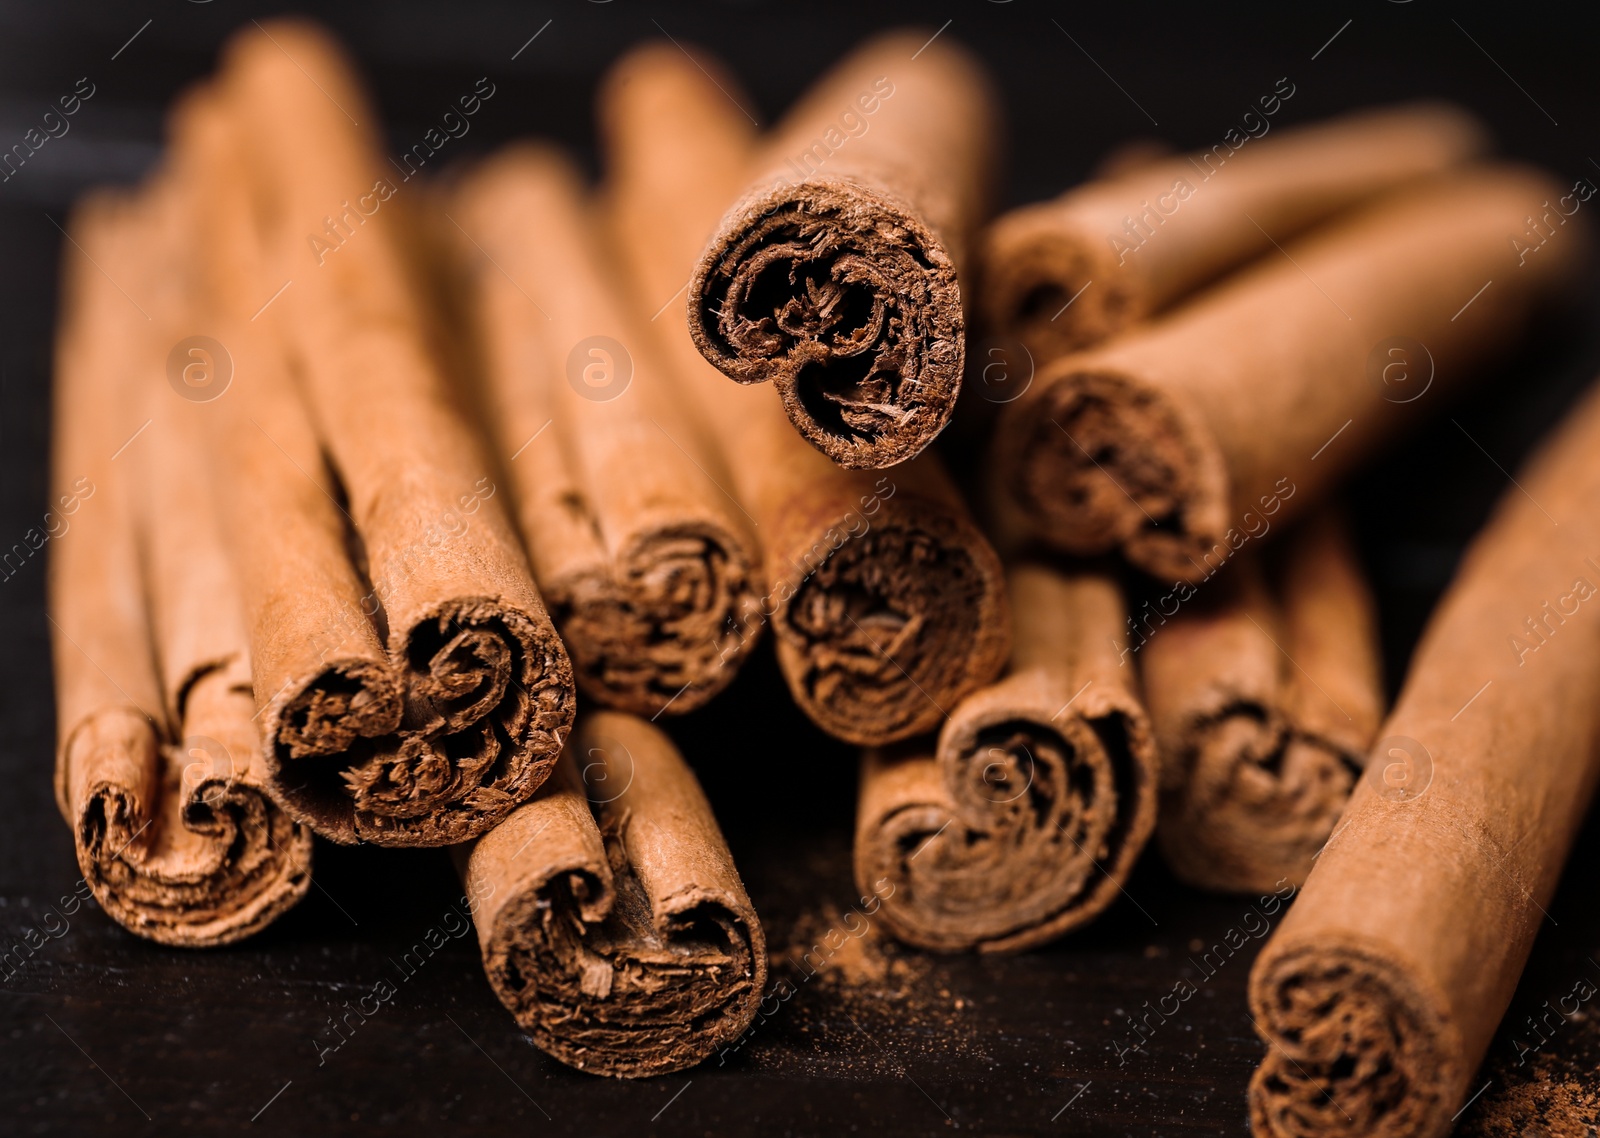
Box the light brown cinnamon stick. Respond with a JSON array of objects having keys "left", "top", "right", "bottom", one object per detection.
[
  {"left": 1141, "top": 510, "right": 1383, "bottom": 894},
  {"left": 856, "top": 561, "right": 1158, "bottom": 952},
  {"left": 204, "top": 24, "right": 574, "bottom": 844},
  {"left": 601, "top": 42, "right": 1010, "bottom": 745},
  {"left": 686, "top": 30, "right": 999, "bottom": 469},
  {"left": 983, "top": 103, "right": 1486, "bottom": 360},
  {"left": 49, "top": 190, "right": 311, "bottom": 946},
  {"left": 450, "top": 145, "right": 760, "bottom": 716},
  {"left": 1247, "top": 379, "right": 1600, "bottom": 1138},
  {"left": 460, "top": 711, "right": 765, "bottom": 1077},
  {"left": 995, "top": 166, "right": 1586, "bottom": 584}
]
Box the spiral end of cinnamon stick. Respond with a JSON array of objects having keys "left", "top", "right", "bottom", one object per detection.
[
  {"left": 1249, "top": 944, "right": 1457, "bottom": 1138},
  {"left": 554, "top": 523, "right": 759, "bottom": 717},
  {"left": 1000, "top": 366, "right": 1223, "bottom": 583},
  {"left": 980, "top": 210, "right": 1138, "bottom": 361},
  {"left": 483, "top": 873, "right": 762, "bottom": 1077},
  {"left": 1161, "top": 714, "right": 1362, "bottom": 894},
  {"left": 689, "top": 182, "right": 964, "bottom": 469},
  {"left": 470, "top": 716, "right": 765, "bottom": 1077},
  {"left": 772, "top": 492, "right": 1009, "bottom": 745},
  {"left": 268, "top": 599, "right": 574, "bottom": 846},
  {"left": 858, "top": 697, "right": 1156, "bottom": 952},
  {"left": 71, "top": 708, "right": 313, "bottom": 948}
]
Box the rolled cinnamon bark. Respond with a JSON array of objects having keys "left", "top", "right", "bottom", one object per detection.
[
  {"left": 49, "top": 191, "right": 310, "bottom": 946},
  {"left": 983, "top": 102, "right": 1486, "bottom": 360},
  {"left": 460, "top": 711, "right": 765, "bottom": 1077},
  {"left": 450, "top": 145, "right": 760, "bottom": 716},
  {"left": 601, "top": 43, "right": 1010, "bottom": 745},
  {"left": 686, "top": 30, "right": 999, "bottom": 469},
  {"left": 855, "top": 562, "right": 1158, "bottom": 953},
  {"left": 1141, "top": 510, "right": 1383, "bottom": 894},
  {"left": 1247, "top": 379, "right": 1600, "bottom": 1138},
  {"left": 995, "top": 166, "right": 1585, "bottom": 584},
  {"left": 210, "top": 24, "right": 574, "bottom": 844}
]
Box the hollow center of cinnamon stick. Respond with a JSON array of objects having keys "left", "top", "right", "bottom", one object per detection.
[
  {"left": 1012, "top": 374, "right": 1195, "bottom": 553},
  {"left": 781, "top": 520, "right": 990, "bottom": 738},
  {"left": 1254, "top": 956, "right": 1442, "bottom": 1138},
  {"left": 708, "top": 207, "right": 936, "bottom": 447}
]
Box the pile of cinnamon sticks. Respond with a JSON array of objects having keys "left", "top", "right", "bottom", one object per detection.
[{"left": 47, "top": 17, "right": 1600, "bottom": 1128}]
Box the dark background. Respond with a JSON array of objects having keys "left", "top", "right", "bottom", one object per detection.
[{"left": 4, "top": 2, "right": 1600, "bottom": 1135}]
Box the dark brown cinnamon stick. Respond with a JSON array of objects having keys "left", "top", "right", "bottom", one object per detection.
[
  {"left": 856, "top": 561, "right": 1157, "bottom": 952},
  {"left": 995, "top": 166, "right": 1586, "bottom": 584},
  {"left": 602, "top": 42, "right": 1010, "bottom": 745},
  {"left": 460, "top": 711, "right": 765, "bottom": 1077},
  {"left": 686, "top": 30, "right": 999, "bottom": 469},
  {"left": 50, "top": 190, "right": 311, "bottom": 946},
  {"left": 982, "top": 103, "right": 1486, "bottom": 360},
  {"left": 1248, "top": 379, "right": 1600, "bottom": 1138},
  {"left": 450, "top": 144, "right": 760, "bottom": 716},
  {"left": 1141, "top": 510, "right": 1383, "bottom": 893},
  {"left": 202, "top": 25, "right": 574, "bottom": 844}
]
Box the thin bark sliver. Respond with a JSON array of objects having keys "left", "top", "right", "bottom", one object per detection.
[
  {"left": 461, "top": 712, "right": 765, "bottom": 1077},
  {"left": 996, "top": 166, "right": 1586, "bottom": 584},
  {"left": 855, "top": 563, "right": 1158, "bottom": 952},
  {"left": 216, "top": 24, "right": 575, "bottom": 844},
  {"left": 982, "top": 103, "right": 1486, "bottom": 360},
  {"left": 1248, "top": 380, "right": 1600, "bottom": 1138},
  {"left": 687, "top": 30, "right": 999, "bottom": 469},
  {"left": 601, "top": 42, "right": 1010, "bottom": 744}
]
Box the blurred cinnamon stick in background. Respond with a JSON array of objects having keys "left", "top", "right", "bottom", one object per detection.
[
  {"left": 209, "top": 23, "right": 575, "bottom": 844},
  {"left": 49, "top": 191, "right": 311, "bottom": 946},
  {"left": 1141, "top": 510, "right": 1382, "bottom": 893},
  {"left": 982, "top": 102, "right": 1486, "bottom": 360},
  {"left": 602, "top": 43, "right": 1009, "bottom": 744},
  {"left": 1248, "top": 378, "right": 1600, "bottom": 1138},
  {"left": 459, "top": 712, "right": 765, "bottom": 1077},
  {"left": 855, "top": 561, "right": 1158, "bottom": 952},
  {"left": 450, "top": 145, "right": 761, "bottom": 717},
  {"left": 995, "top": 166, "right": 1586, "bottom": 584},
  {"left": 686, "top": 30, "right": 999, "bottom": 469}
]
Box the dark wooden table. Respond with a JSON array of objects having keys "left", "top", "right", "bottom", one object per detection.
[{"left": 4, "top": 2, "right": 1600, "bottom": 1134}]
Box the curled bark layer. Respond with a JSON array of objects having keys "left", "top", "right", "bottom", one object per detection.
[
  {"left": 996, "top": 167, "right": 1585, "bottom": 584},
  {"left": 982, "top": 103, "right": 1486, "bottom": 360},
  {"left": 602, "top": 40, "right": 1010, "bottom": 745},
  {"left": 461, "top": 712, "right": 765, "bottom": 1077},
  {"left": 1142, "top": 511, "right": 1383, "bottom": 893},
  {"left": 1248, "top": 378, "right": 1600, "bottom": 1138},
  {"left": 856, "top": 565, "right": 1157, "bottom": 952},
  {"left": 687, "top": 30, "right": 998, "bottom": 468}
]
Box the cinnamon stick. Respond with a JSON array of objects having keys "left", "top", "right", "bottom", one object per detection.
[
  {"left": 855, "top": 561, "right": 1158, "bottom": 952},
  {"left": 460, "top": 711, "right": 765, "bottom": 1077},
  {"left": 601, "top": 43, "right": 1010, "bottom": 745},
  {"left": 1141, "top": 510, "right": 1383, "bottom": 894},
  {"left": 449, "top": 145, "right": 760, "bottom": 717},
  {"left": 982, "top": 103, "right": 1486, "bottom": 360},
  {"left": 1247, "top": 378, "right": 1600, "bottom": 1138},
  {"left": 49, "top": 191, "right": 311, "bottom": 946},
  {"left": 206, "top": 24, "right": 574, "bottom": 844},
  {"left": 995, "top": 166, "right": 1585, "bottom": 584},
  {"left": 686, "top": 30, "right": 999, "bottom": 469}
]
